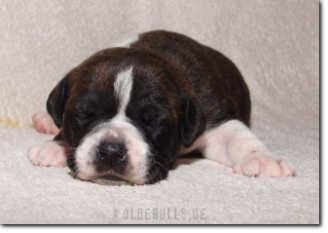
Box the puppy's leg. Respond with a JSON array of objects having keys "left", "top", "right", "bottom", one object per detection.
[
  {"left": 32, "top": 112, "right": 59, "bottom": 135},
  {"left": 28, "top": 133, "right": 69, "bottom": 168},
  {"left": 200, "top": 120, "right": 296, "bottom": 177}
]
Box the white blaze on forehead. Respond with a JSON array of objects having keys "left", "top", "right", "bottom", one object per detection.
[
  {"left": 114, "top": 67, "right": 133, "bottom": 115},
  {"left": 112, "top": 35, "right": 139, "bottom": 48}
]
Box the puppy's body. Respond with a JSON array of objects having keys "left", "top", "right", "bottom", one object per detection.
[
  {"left": 29, "top": 30, "right": 295, "bottom": 185},
  {"left": 131, "top": 32, "right": 251, "bottom": 128}
]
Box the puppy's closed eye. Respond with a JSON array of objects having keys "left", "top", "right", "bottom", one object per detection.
[
  {"left": 75, "top": 112, "right": 93, "bottom": 120},
  {"left": 147, "top": 119, "right": 161, "bottom": 128},
  {"left": 142, "top": 109, "right": 166, "bottom": 128}
]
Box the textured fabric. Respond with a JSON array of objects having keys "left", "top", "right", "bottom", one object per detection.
[{"left": 0, "top": 0, "right": 319, "bottom": 224}]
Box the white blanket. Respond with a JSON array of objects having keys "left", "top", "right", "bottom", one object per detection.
[{"left": 0, "top": 0, "right": 319, "bottom": 224}]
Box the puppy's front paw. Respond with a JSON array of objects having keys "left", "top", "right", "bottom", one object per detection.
[
  {"left": 233, "top": 151, "right": 296, "bottom": 178},
  {"left": 32, "top": 112, "right": 59, "bottom": 135},
  {"left": 28, "top": 142, "right": 68, "bottom": 167}
]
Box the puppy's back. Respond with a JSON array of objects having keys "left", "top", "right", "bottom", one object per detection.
[{"left": 131, "top": 30, "right": 251, "bottom": 128}]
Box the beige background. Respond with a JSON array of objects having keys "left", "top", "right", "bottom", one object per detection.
[
  {"left": 0, "top": 0, "right": 318, "bottom": 128},
  {"left": 0, "top": 0, "right": 319, "bottom": 224}
]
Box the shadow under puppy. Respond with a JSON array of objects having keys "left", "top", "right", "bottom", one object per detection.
[{"left": 28, "top": 30, "right": 296, "bottom": 185}]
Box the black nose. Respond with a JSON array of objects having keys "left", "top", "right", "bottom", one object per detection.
[{"left": 96, "top": 142, "right": 127, "bottom": 169}]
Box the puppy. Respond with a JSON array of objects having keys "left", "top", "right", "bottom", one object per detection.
[{"left": 28, "top": 30, "right": 296, "bottom": 185}]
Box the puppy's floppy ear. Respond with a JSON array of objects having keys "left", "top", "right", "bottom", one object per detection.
[
  {"left": 181, "top": 92, "right": 206, "bottom": 148},
  {"left": 46, "top": 74, "right": 71, "bottom": 128}
]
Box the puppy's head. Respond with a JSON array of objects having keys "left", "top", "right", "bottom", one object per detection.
[{"left": 47, "top": 48, "right": 206, "bottom": 185}]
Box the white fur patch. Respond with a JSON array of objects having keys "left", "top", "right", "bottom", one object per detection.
[
  {"left": 114, "top": 67, "right": 133, "bottom": 114},
  {"left": 32, "top": 112, "right": 59, "bottom": 135},
  {"left": 28, "top": 141, "right": 68, "bottom": 168},
  {"left": 75, "top": 66, "right": 149, "bottom": 184},
  {"left": 179, "top": 120, "right": 296, "bottom": 177},
  {"left": 112, "top": 35, "right": 139, "bottom": 48}
]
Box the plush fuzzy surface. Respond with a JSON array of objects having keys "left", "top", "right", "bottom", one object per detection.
[{"left": 0, "top": 0, "right": 319, "bottom": 224}]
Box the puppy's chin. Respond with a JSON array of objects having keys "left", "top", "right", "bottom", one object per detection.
[
  {"left": 95, "top": 173, "right": 131, "bottom": 186},
  {"left": 76, "top": 171, "right": 132, "bottom": 185}
]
